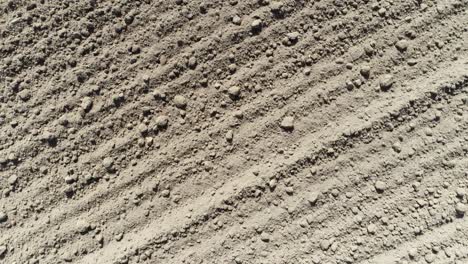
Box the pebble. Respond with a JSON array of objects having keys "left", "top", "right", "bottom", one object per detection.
[
  {"left": 155, "top": 115, "right": 169, "bottom": 129},
  {"left": 285, "top": 186, "right": 294, "bottom": 195},
  {"left": 0, "top": 212, "right": 7, "bottom": 222},
  {"left": 392, "top": 142, "right": 402, "bottom": 153},
  {"left": 455, "top": 188, "right": 465, "bottom": 198},
  {"left": 455, "top": 203, "right": 466, "bottom": 217},
  {"left": 138, "top": 123, "right": 148, "bottom": 135},
  {"left": 268, "top": 179, "right": 277, "bottom": 190},
  {"left": 115, "top": 233, "right": 124, "bottom": 241},
  {"left": 360, "top": 65, "right": 371, "bottom": 78},
  {"left": 153, "top": 89, "right": 166, "bottom": 100},
  {"left": 367, "top": 223, "right": 377, "bottom": 234},
  {"left": 307, "top": 192, "right": 319, "bottom": 205},
  {"left": 232, "top": 15, "right": 241, "bottom": 25},
  {"left": 395, "top": 39, "right": 409, "bottom": 52},
  {"left": 225, "top": 130, "right": 234, "bottom": 142},
  {"left": 280, "top": 116, "right": 294, "bottom": 131},
  {"left": 161, "top": 189, "right": 170, "bottom": 197},
  {"left": 76, "top": 220, "right": 91, "bottom": 234},
  {"left": 425, "top": 253, "right": 435, "bottom": 263},
  {"left": 8, "top": 174, "right": 18, "bottom": 185},
  {"left": 408, "top": 248, "right": 418, "bottom": 259},
  {"left": 375, "top": 181, "right": 387, "bottom": 193},
  {"left": 81, "top": 97, "right": 93, "bottom": 112},
  {"left": 270, "top": 2, "right": 284, "bottom": 14},
  {"left": 251, "top": 19, "right": 262, "bottom": 32},
  {"left": 320, "top": 240, "right": 331, "bottom": 251},
  {"left": 228, "top": 86, "right": 241, "bottom": 99},
  {"left": 173, "top": 95, "right": 187, "bottom": 109},
  {"left": 0, "top": 245, "right": 6, "bottom": 257},
  {"left": 102, "top": 157, "right": 114, "bottom": 170},
  {"left": 283, "top": 32, "right": 300, "bottom": 46},
  {"left": 380, "top": 74, "right": 394, "bottom": 91},
  {"left": 188, "top": 56, "right": 197, "bottom": 69},
  {"left": 65, "top": 175, "right": 77, "bottom": 184},
  {"left": 260, "top": 232, "right": 270, "bottom": 242}
]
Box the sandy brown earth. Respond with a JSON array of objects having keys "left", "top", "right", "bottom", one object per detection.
[{"left": 1, "top": 0, "right": 468, "bottom": 263}]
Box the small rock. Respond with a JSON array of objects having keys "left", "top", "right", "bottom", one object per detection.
[
  {"left": 228, "top": 86, "right": 241, "bottom": 99},
  {"left": 408, "top": 248, "right": 418, "bottom": 259},
  {"left": 251, "top": 19, "right": 262, "bottom": 32},
  {"left": 112, "top": 93, "right": 125, "bottom": 106},
  {"left": 395, "top": 39, "right": 409, "bottom": 52},
  {"left": 161, "top": 189, "right": 170, "bottom": 197},
  {"left": 286, "top": 32, "right": 300, "bottom": 44},
  {"left": 64, "top": 175, "right": 77, "bottom": 184},
  {"left": 280, "top": 116, "right": 294, "bottom": 131},
  {"left": 360, "top": 65, "right": 371, "bottom": 78},
  {"left": 8, "top": 174, "right": 18, "bottom": 185},
  {"left": 380, "top": 74, "right": 394, "bottom": 91},
  {"left": 268, "top": 179, "right": 277, "bottom": 190},
  {"left": 76, "top": 220, "right": 91, "bottom": 234},
  {"left": 424, "top": 253, "right": 435, "bottom": 263},
  {"left": 155, "top": 115, "right": 169, "bottom": 129},
  {"left": 455, "top": 188, "right": 465, "bottom": 198},
  {"left": 232, "top": 15, "right": 241, "bottom": 25},
  {"left": 102, "top": 157, "right": 114, "bottom": 171},
  {"left": 0, "top": 245, "right": 6, "bottom": 257},
  {"left": 260, "top": 232, "right": 270, "bottom": 242},
  {"left": 188, "top": 56, "right": 197, "bottom": 69},
  {"left": 285, "top": 186, "right": 294, "bottom": 195},
  {"left": 115, "top": 233, "right": 124, "bottom": 241},
  {"left": 0, "top": 212, "right": 7, "bottom": 222},
  {"left": 138, "top": 123, "right": 148, "bottom": 135},
  {"left": 173, "top": 95, "right": 187, "bottom": 109},
  {"left": 367, "top": 223, "right": 377, "bottom": 234},
  {"left": 270, "top": 2, "right": 284, "bottom": 15},
  {"left": 392, "top": 142, "right": 402, "bottom": 153},
  {"left": 455, "top": 203, "right": 466, "bottom": 217},
  {"left": 307, "top": 192, "right": 319, "bottom": 205},
  {"left": 320, "top": 240, "right": 331, "bottom": 251},
  {"left": 225, "top": 130, "right": 234, "bottom": 142},
  {"left": 152, "top": 89, "right": 166, "bottom": 100},
  {"left": 375, "top": 181, "right": 386, "bottom": 193},
  {"left": 81, "top": 97, "right": 93, "bottom": 112}
]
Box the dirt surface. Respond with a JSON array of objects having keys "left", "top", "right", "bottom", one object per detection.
[{"left": 1, "top": 0, "right": 468, "bottom": 263}]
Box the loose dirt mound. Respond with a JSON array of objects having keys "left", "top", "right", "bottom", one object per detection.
[{"left": 1, "top": 0, "right": 468, "bottom": 263}]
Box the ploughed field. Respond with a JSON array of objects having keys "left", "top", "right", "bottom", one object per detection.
[{"left": 0, "top": 0, "right": 468, "bottom": 263}]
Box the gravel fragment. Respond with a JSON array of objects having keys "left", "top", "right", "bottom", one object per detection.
[
  {"left": 395, "top": 39, "right": 409, "bottom": 52},
  {"left": 455, "top": 203, "right": 466, "bottom": 217},
  {"left": 251, "top": 19, "right": 262, "bottom": 32},
  {"left": 228, "top": 86, "right": 241, "bottom": 99},
  {"left": 360, "top": 65, "right": 371, "bottom": 78},
  {"left": 280, "top": 116, "right": 294, "bottom": 131},
  {"left": 380, "top": 74, "right": 394, "bottom": 91},
  {"left": 102, "top": 157, "right": 114, "bottom": 171},
  {"left": 188, "top": 56, "right": 197, "bottom": 69},
  {"left": 260, "top": 232, "right": 270, "bottom": 242},
  {"left": 307, "top": 192, "right": 319, "bottom": 205},
  {"left": 0, "top": 212, "right": 7, "bottom": 222},
  {"left": 367, "top": 223, "right": 377, "bottom": 234},
  {"left": 8, "top": 174, "right": 18, "bottom": 185},
  {"left": 232, "top": 15, "right": 241, "bottom": 25},
  {"left": 173, "top": 95, "right": 187, "bottom": 109},
  {"left": 161, "top": 189, "right": 170, "bottom": 197},
  {"left": 225, "top": 130, "right": 234, "bottom": 142},
  {"left": 155, "top": 115, "right": 169, "bottom": 129},
  {"left": 0, "top": 245, "right": 6, "bottom": 257},
  {"left": 81, "top": 97, "right": 93, "bottom": 112}
]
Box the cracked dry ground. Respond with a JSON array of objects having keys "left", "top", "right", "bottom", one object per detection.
[{"left": 1, "top": 0, "right": 468, "bottom": 264}]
